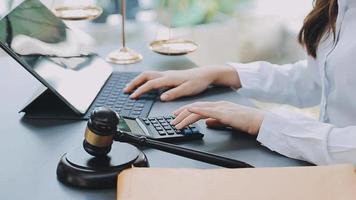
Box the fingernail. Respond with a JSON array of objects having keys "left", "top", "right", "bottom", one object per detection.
[
  {"left": 129, "top": 94, "right": 135, "bottom": 99},
  {"left": 175, "top": 125, "right": 181, "bottom": 130},
  {"left": 170, "top": 120, "right": 176, "bottom": 125},
  {"left": 160, "top": 94, "right": 168, "bottom": 101}
]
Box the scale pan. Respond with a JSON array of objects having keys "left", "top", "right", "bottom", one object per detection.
[
  {"left": 149, "top": 39, "right": 198, "bottom": 56},
  {"left": 53, "top": 5, "right": 103, "bottom": 20}
]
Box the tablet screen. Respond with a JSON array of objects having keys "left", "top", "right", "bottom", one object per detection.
[{"left": 0, "top": 0, "right": 112, "bottom": 114}]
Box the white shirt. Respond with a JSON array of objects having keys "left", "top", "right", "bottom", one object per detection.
[{"left": 229, "top": 0, "right": 356, "bottom": 165}]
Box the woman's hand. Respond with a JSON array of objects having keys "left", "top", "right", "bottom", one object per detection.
[
  {"left": 171, "top": 101, "right": 265, "bottom": 136},
  {"left": 123, "top": 66, "right": 241, "bottom": 101}
]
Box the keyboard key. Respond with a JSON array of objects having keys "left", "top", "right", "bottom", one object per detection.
[
  {"left": 133, "top": 107, "right": 143, "bottom": 111},
  {"left": 156, "top": 127, "right": 163, "bottom": 131},
  {"left": 136, "top": 104, "right": 145, "bottom": 108},
  {"left": 130, "top": 114, "right": 140, "bottom": 118},
  {"left": 163, "top": 126, "right": 171, "bottom": 130}
]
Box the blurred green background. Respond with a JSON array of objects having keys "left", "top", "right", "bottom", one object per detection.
[{"left": 155, "top": 0, "right": 250, "bottom": 27}]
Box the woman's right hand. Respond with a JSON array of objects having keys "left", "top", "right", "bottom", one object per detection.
[{"left": 123, "top": 66, "right": 241, "bottom": 101}]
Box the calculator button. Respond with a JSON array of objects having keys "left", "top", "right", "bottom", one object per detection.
[
  {"left": 190, "top": 127, "right": 199, "bottom": 134},
  {"left": 161, "top": 122, "right": 169, "bottom": 126},
  {"left": 156, "top": 127, "right": 163, "bottom": 131},
  {"left": 183, "top": 128, "right": 192, "bottom": 135},
  {"left": 158, "top": 131, "right": 166, "bottom": 136},
  {"left": 167, "top": 130, "right": 175, "bottom": 135},
  {"left": 163, "top": 126, "right": 171, "bottom": 130}
]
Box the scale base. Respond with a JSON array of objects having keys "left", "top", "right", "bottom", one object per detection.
[
  {"left": 57, "top": 142, "right": 149, "bottom": 189},
  {"left": 106, "top": 47, "right": 143, "bottom": 65}
]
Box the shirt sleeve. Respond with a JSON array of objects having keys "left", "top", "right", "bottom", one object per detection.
[
  {"left": 258, "top": 109, "right": 356, "bottom": 165},
  {"left": 228, "top": 58, "right": 321, "bottom": 108}
]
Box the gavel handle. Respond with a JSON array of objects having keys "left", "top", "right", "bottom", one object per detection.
[{"left": 116, "top": 132, "right": 253, "bottom": 168}]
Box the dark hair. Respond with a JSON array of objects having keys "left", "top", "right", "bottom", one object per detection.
[{"left": 298, "top": 0, "right": 338, "bottom": 58}]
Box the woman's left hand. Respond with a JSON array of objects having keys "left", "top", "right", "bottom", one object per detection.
[{"left": 171, "top": 101, "right": 265, "bottom": 136}]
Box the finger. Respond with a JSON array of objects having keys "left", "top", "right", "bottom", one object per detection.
[
  {"left": 175, "top": 113, "right": 205, "bottom": 130},
  {"left": 173, "top": 101, "right": 218, "bottom": 116},
  {"left": 160, "top": 82, "right": 191, "bottom": 101},
  {"left": 173, "top": 105, "right": 191, "bottom": 116},
  {"left": 205, "top": 118, "right": 225, "bottom": 128},
  {"left": 123, "top": 74, "right": 148, "bottom": 93},
  {"left": 130, "top": 77, "right": 168, "bottom": 99},
  {"left": 171, "top": 109, "right": 192, "bottom": 125},
  {"left": 123, "top": 72, "right": 160, "bottom": 93},
  {"left": 187, "top": 106, "right": 223, "bottom": 120}
]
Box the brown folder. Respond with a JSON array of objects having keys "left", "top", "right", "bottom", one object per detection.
[{"left": 117, "top": 164, "right": 356, "bottom": 200}]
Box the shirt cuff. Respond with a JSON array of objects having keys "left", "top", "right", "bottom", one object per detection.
[
  {"left": 226, "top": 62, "right": 262, "bottom": 93},
  {"left": 257, "top": 112, "right": 298, "bottom": 158},
  {"left": 257, "top": 110, "right": 333, "bottom": 164}
]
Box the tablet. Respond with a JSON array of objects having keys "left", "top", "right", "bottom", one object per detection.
[{"left": 0, "top": 0, "right": 112, "bottom": 114}]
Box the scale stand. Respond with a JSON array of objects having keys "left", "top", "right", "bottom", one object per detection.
[{"left": 106, "top": 0, "right": 142, "bottom": 64}]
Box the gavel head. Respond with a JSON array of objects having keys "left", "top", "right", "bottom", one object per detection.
[{"left": 83, "top": 107, "right": 119, "bottom": 157}]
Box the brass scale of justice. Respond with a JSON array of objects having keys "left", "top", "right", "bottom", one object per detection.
[{"left": 52, "top": 0, "right": 199, "bottom": 64}]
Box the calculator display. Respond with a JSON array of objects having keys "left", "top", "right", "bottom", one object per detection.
[
  {"left": 118, "top": 118, "right": 146, "bottom": 136},
  {"left": 117, "top": 118, "right": 132, "bottom": 133}
]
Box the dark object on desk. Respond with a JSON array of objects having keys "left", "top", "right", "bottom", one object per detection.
[
  {"left": 20, "top": 72, "right": 156, "bottom": 119},
  {"left": 0, "top": 0, "right": 156, "bottom": 120},
  {"left": 56, "top": 107, "right": 253, "bottom": 189},
  {"left": 20, "top": 72, "right": 157, "bottom": 120},
  {"left": 57, "top": 142, "right": 149, "bottom": 189}
]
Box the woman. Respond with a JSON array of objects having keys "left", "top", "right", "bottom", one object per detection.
[{"left": 124, "top": 0, "right": 356, "bottom": 165}]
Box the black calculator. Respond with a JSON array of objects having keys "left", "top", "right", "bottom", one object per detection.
[{"left": 118, "top": 116, "right": 204, "bottom": 142}]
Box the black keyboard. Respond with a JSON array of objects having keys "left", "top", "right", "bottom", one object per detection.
[
  {"left": 85, "top": 72, "right": 158, "bottom": 119},
  {"left": 136, "top": 116, "right": 204, "bottom": 141}
]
